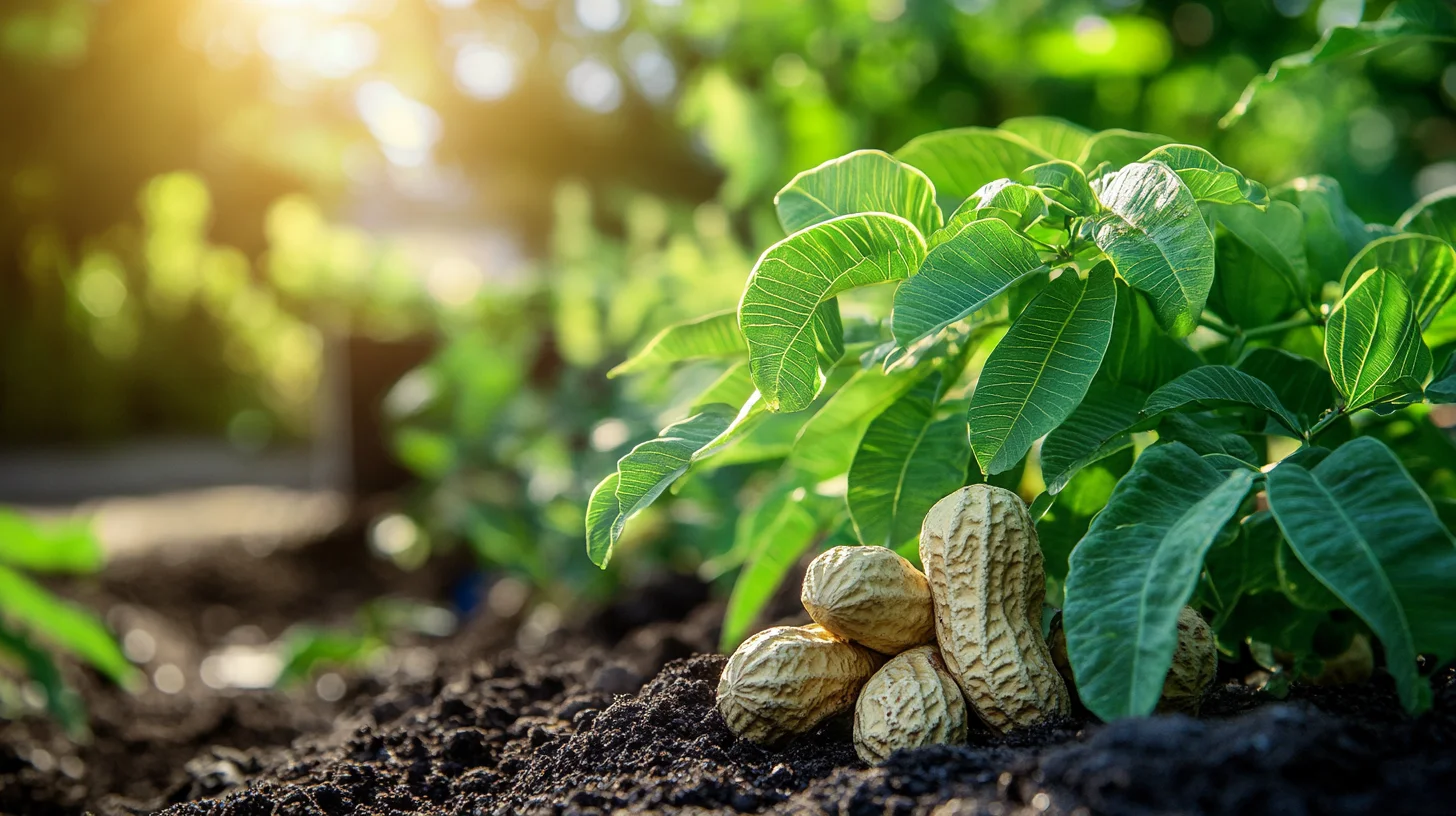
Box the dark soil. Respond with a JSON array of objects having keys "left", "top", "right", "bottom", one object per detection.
[{"left": 4, "top": 522, "right": 1455, "bottom": 816}]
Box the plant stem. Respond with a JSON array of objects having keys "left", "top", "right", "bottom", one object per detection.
[
  {"left": 1198, "top": 313, "right": 1238, "bottom": 338},
  {"left": 1307, "top": 408, "right": 1345, "bottom": 441},
  {"left": 1244, "top": 312, "right": 1317, "bottom": 339}
]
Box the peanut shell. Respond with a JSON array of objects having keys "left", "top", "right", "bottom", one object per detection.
[
  {"left": 802, "top": 545, "right": 935, "bottom": 654},
  {"left": 920, "top": 485, "right": 1071, "bottom": 732},
  {"left": 1156, "top": 606, "right": 1217, "bottom": 715},
  {"left": 716, "top": 624, "right": 883, "bottom": 745},
  {"left": 853, "top": 645, "right": 968, "bottom": 763}
]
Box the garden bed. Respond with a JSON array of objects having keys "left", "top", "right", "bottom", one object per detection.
[{"left": 2, "top": 521, "right": 1453, "bottom": 816}]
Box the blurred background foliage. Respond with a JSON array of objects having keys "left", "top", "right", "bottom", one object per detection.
[{"left": 3, "top": 0, "right": 1456, "bottom": 595}]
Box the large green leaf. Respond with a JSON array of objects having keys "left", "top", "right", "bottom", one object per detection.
[
  {"left": 1039, "top": 381, "right": 1145, "bottom": 495},
  {"left": 1087, "top": 161, "right": 1215, "bottom": 337},
  {"left": 1064, "top": 443, "right": 1255, "bottom": 719},
  {"left": 1215, "top": 201, "right": 1312, "bottom": 309},
  {"left": 692, "top": 360, "right": 756, "bottom": 412},
  {"left": 740, "top": 213, "right": 926, "bottom": 412},
  {"left": 608, "top": 310, "right": 746, "bottom": 378},
  {"left": 1143, "top": 365, "right": 1304, "bottom": 436},
  {"left": 585, "top": 473, "right": 622, "bottom": 568},
  {"left": 1426, "top": 353, "right": 1456, "bottom": 404},
  {"left": 1078, "top": 129, "right": 1173, "bottom": 171},
  {"left": 1001, "top": 116, "right": 1092, "bottom": 162},
  {"left": 891, "top": 217, "right": 1046, "bottom": 348},
  {"left": 774, "top": 149, "right": 943, "bottom": 237},
  {"left": 607, "top": 406, "right": 736, "bottom": 541},
  {"left": 1101, "top": 281, "right": 1200, "bottom": 391},
  {"left": 1325, "top": 268, "right": 1432, "bottom": 411},
  {"left": 0, "top": 564, "right": 135, "bottom": 686},
  {"left": 1398, "top": 185, "right": 1456, "bottom": 245},
  {"left": 1140, "top": 145, "right": 1267, "bottom": 207},
  {"left": 0, "top": 511, "right": 102, "bottom": 574},
  {"left": 787, "top": 366, "right": 923, "bottom": 480},
  {"left": 968, "top": 265, "right": 1117, "bottom": 475},
  {"left": 1222, "top": 0, "right": 1456, "bottom": 126},
  {"left": 1161, "top": 414, "right": 1260, "bottom": 465},
  {"left": 1022, "top": 160, "right": 1098, "bottom": 217},
  {"left": 1266, "top": 436, "right": 1456, "bottom": 712},
  {"left": 1273, "top": 176, "right": 1370, "bottom": 286},
  {"left": 720, "top": 496, "right": 820, "bottom": 650},
  {"left": 1203, "top": 510, "right": 1282, "bottom": 627},
  {"left": 895, "top": 127, "right": 1052, "bottom": 199},
  {"left": 847, "top": 373, "right": 971, "bottom": 548},
  {"left": 937, "top": 180, "right": 1050, "bottom": 242},
  {"left": 1235, "top": 348, "right": 1335, "bottom": 428},
  {"left": 1344, "top": 233, "right": 1456, "bottom": 329}
]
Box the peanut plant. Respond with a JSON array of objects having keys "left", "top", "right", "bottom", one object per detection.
[{"left": 593, "top": 88, "right": 1456, "bottom": 718}]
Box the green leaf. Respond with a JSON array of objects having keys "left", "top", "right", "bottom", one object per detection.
[
  {"left": 774, "top": 149, "right": 944, "bottom": 237},
  {"left": 1343, "top": 233, "right": 1456, "bottom": 329},
  {"left": 1266, "top": 435, "right": 1456, "bottom": 711},
  {"left": 1039, "top": 381, "right": 1145, "bottom": 494},
  {"left": 1078, "top": 129, "right": 1173, "bottom": 171},
  {"left": 0, "top": 619, "right": 86, "bottom": 735},
  {"left": 1426, "top": 353, "right": 1456, "bottom": 403},
  {"left": 891, "top": 218, "right": 1046, "bottom": 348},
  {"left": 1143, "top": 365, "right": 1304, "bottom": 436},
  {"left": 1037, "top": 450, "right": 1133, "bottom": 587},
  {"left": 1221, "top": 0, "right": 1456, "bottom": 126},
  {"left": 692, "top": 360, "right": 756, "bottom": 413},
  {"left": 1064, "top": 443, "right": 1255, "bottom": 719},
  {"left": 1022, "top": 160, "right": 1098, "bottom": 216},
  {"left": 1087, "top": 161, "right": 1215, "bottom": 337},
  {"left": 585, "top": 473, "right": 621, "bottom": 568},
  {"left": 607, "top": 406, "right": 737, "bottom": 545},
  {"left": 1235, "top": 348, "right": 1336, "bottom": 429},
  {"left": 721, "top": 494, "right": 820, "bottom": 650},
  {"left": 1277, "top": 539, "right": 1346, "bottom": 612},
  {"left": 1001, "top": 116, "right": 1093, "bottom": 162},
  {"left": 0, "top": 511, "right": 101, "bottom": 574},
  {"left": 1101, "top": 280, "right": 1201, "bottom": 391},
  {"left": 1325, "top": 268, "right": 1432, "bottom": 411},
  {"left": 937, "top": 179, "right": 1050, "bottom": 242},
  {"left": 1140, "top": 145, "right": 1268, "bottom": 206},
  {"left": 969, "top": 265, "right": 1117, "bottom": 475},
  {"left": 1399, "top": 184, "right": 1456, "bottom": 243},
  {"left": 740, "top": 213, "right": 927, "bottom": 412},
  {"left": 1156, "top": 413, "right": 1260, "bottom": 464},
  {"left": 0, "top": 564, "right": 136, "bottom": 686},
  {"left": 787, "top": 366, "right": 923, "bottom": 480},
  {"left": 608, "top": 310, "right": 747, "bottom": 377},
  {"left": 1203, "top": 510, "right": 1282, "bottom": 627},
  {"left": 1273, "top": 176, "right": 1370, "bottom": 286},
  {"left": 847, "top": 373, "right": 971, "bottom": 548},
  {"left": 1214, "top": 201, "right": 1312, "bottom": 308},
  {"left": 1398, "top": 185, "right": 1456, "bottom": 246},
  {"left": 895, "top": 127, "right": 1052, "bottom": 200}
]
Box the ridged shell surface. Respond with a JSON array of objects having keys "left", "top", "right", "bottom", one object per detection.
[
  {"left": 801, "top": 545, "right": 935, "bottom": 654},
  {"left": 716, "top": 624, "right": 883, "bottom": 745},
  {"left": 920, "top": 485, "right": 1070, "bottom": 732},
  {"left": 1156, "top": 607, "right": 1216, "bottom": 715},
  {"left": 853, "top": 645, "right": 968, "bottom": 763}
]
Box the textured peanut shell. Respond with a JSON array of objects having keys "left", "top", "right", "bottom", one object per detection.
[
  {"left": 716, "top": 624, "right": 883, "bottom": 745},
  {"left": 1156, "top": 607, "right": 1217, "bottom": 715},
  {"left": 854, "top": 646, "right": 968, "bottom": 763},
  {"left": 920, "top": 485, "right": 1071, "bottom": 732},
  {"left": 802, "top": 546, "right": 936, "bottom": 654}
]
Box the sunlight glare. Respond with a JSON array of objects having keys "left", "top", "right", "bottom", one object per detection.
[
  {"left": 455, "top": 43, "right": 517, "bottom": 100},
  {"left": 356, "top": 81, "right": 442, "bottom": 167}
]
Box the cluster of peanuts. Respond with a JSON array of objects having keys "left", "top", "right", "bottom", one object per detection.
[{"left": 715, "top": 484, "right": 1217, "bottom": 762}]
